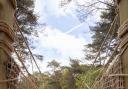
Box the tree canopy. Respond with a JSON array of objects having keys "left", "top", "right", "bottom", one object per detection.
[
  {"left": 17, "top": 0, "right": 119, "bottom": 89},
  {"left": 16, "top": 0, "right": 38, "bottom": 34},
  {"left": 84, "top": 1, "right": 119, "bottom": 65}
]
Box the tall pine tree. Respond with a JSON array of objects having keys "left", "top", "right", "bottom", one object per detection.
[
  {"left": 16, "top": 0, "right": 38, "bottom": 34},
  {"left": 85, "top": 1, "right": 119, "bottom": 64}
]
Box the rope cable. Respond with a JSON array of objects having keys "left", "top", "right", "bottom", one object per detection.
[
  {"left": 0, "top": 78, "right": 18, "bottom": 83},
  {"left": 92, "top": 15, "right": 118, "bottom": 66},
  {"left": 81, "top": 14, "right": 119, "bottom": 88},
  {"left": 14, "top": 18, "right": 42, "bottom": 74}
]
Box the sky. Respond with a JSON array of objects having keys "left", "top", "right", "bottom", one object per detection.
[{"left": 31, "top": 0, "right": 102, "bottom": 72}]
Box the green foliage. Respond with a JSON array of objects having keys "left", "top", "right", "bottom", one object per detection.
[
  {"left": 18, "top": 59, "right": 101, "bottom": 89},
  {"left": 60, "top": 68, "right": 76, "bottom": 89},
  {"left": 15, "top": 0, "right": 44, "bottom": 61},
  {"left": 69, "top": 59, "right": 82, "bottom": 74},
  {"left": 85, "top": 2, "right": 118, "bottom": 64},
  {"left": 47, "top": 60, "right": 60, "bottom": 68},
  {"left": 47, "top": 60, "right": 60, "bottom": 72},
  {"left": 76, "top": 68, "right": 101, "bottom": 89},
  {"left": 16, "top": 0, "right": 38, "bottom": 34}
]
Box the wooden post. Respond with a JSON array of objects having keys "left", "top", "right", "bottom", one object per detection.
[
  {"left": 0, "top": 0, "right": 16, "bottom": 89},
  {"left": 118, "top": 0, "right": 128, "bottom": 89}
]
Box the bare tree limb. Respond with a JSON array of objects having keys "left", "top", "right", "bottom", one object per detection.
[{"left": 97, "top": 0, "right": 114, "bottom": 7}]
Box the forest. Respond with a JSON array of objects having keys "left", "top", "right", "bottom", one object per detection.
[{"left": 15, "top": 0, "right": 119, "bottom": 89}]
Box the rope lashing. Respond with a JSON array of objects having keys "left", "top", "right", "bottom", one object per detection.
[
  {"left": 118, "top": 18, "right": 128, "bottom": 38},
  {"left": 109, "top": 74, "right": 128, "bottom": 77},
  {"left": 0, "top": 78, "right": 18, "bottom": 83},
  {"left": 0, "top": 21, "right": 15, "bottom": 42}
]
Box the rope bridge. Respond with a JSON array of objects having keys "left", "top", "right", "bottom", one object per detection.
[
  {"left": 0, "top": 1, "right": 128, "bottom": 89},
  {"left": 0, "top": 11, "right": 126, "bottom": 89},
  {"left": 0, "top": 11, "right": 127, "bottom": 89},
  {"left": 82, "top": 15, "right": 128, "bottom": 89},
  {"left": 0, "top": 18, "right": 43, "bottom": 89}
]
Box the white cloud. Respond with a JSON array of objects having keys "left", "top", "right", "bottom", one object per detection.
[
  {"left": 29, "top": 0, "right": 108, "bottom": 73},
  {"left": 34, "top": 0, "right": 77, "bottom": 20},
  {"left": 31, "top": 26, "right": 86, "bottom": 65},
  {"left": 33, "top": 0, "right": 104, "bottom": 72}
]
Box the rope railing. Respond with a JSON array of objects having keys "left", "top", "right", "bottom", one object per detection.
[
  {"left": 89, "top": 14, "right": 128, "bottom": 89},
  {"left": 90, "top": 37, "right": 128, "bottom": 89},
  {"left": 13, "top": 37, "right": 39, "bottom": 89},
  {"left": 2, "top": 17, "right": 44, "bottom": 89},
  {"left": 108, "top": 74, "right": 128, "bottom": 77},
  {"left": 14, "top": 48, "right": 31, "bottom": 76},
  {"left": 92, "top": 15, "right": 118, "bottom": 66},
  {"left": 20, "top": 71, "right": 38, "bottom": 89},
  {"left": 14, "top": 18, "right": 42, "bottom": 74},
  {"left": 0, "top": 78, "right": 18, "bottom": 83},
  {"left": 80, "top": 14, "right": 121, "bottom": 89}
]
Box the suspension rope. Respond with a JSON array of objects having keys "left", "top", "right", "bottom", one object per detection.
[
  {"left": 14, "top": 48, "right": 31, "bottom": 76},
  {"left": 90, "top": 42, "right": 120, "bottom": 88},
  {"left": 92, "top": 15, "right": 118, "bottom": 66},
  {"left": 14, "top": 18, "right": 42, "bottom": 75},
  {"left": 14, "top": 19, "right": 42, "bottom": 74},
  {"left": 11, "top": 18, "right": 42, "bottom": 89},
  {"left": 108, "top": 74, "right": 128, "bottom": 77},
  {"left": 0, "top": 78, "right": 18, "bottom": 83},
  {"left": 14, "top": 48, "right": 40, "bottom": 89},
  {"left": 81, "top": 14, "right": 119, "bottom": 88},
  {"left": 20, "top": 71, "right": 38, "bottom": 89}
]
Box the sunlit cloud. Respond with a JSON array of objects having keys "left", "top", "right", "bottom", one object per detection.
[
  {"left": 32, "top": 0, "right": 101, "bottom": 71},
  {"left": 31, "top": 26, "right": 86, "bottom": 59}
]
